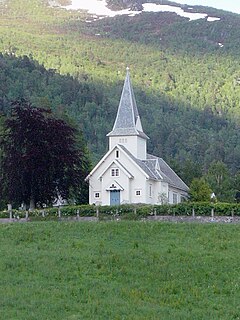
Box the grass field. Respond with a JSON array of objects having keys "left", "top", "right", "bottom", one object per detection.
[{"left": 0, "top": 221, "right": 240, "bottom": 319}]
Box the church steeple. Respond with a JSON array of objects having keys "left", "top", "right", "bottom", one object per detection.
[
  {"left": 107, "top": 68, "right": 148, "bottom": 138},
  {"left": 107, "top": 68, "right": 149, "bottom": 160}
]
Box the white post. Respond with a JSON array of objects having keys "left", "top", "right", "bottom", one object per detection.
[
  {"left": 96, "top": 206, "right": 99, "bottom": 219},
  {"left": 58, "top": 206, "right": 61, "bottom": 218},
  {"left": 211, "top": 208, "right": 214, "bottom": 218},
  {"left": 8, "top": 204, "right": 12, "bottom": 220},
  {"left": 192, "top": 208, "right": 195, "bottom": 217},
  {"left": 76, "top": 209, "right": 80, "bottom": 219},
  {"left": 211, "top": 208, "right": 214, "bottom": 222},
  {"left": 29, "top": 199, "right": 35, "bottom": 211}
]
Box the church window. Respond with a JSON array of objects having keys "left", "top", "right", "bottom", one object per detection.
[
  {"left": 119, "top": 138, "right": 127, "bottom": 143},
  {"left": 111, "top": 168, "right": 119, "bottom": 177},
  {"left": 116, "top": 150, "right": 119, "bottom": 158},
  {"left": 173, "top": 193, "right": 178, "bottom": 204},
  {"left": 149, "top": 184, "right": 152, "bottom": 197},
  {"left": 95, "top": 192, "right": 100, "bottom": 198},
  {"left": 136, "top": 190, "right": 141, "bottom": 196}
]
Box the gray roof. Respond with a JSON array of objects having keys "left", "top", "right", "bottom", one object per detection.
[
  {"left": 107, "top": 69, "right": 149, "bottom": 139},
  {"left": 119, "top": 145, "right": 158, "bottom": 180},
  {"left": 142, "top": 159, "right": 162, "bottom": 180},
  {"left": 118, "top": 145, "right": 189, "bottom": 192},
  {"left": 147, "top": 154, "right": 189, "bottom": 192}
]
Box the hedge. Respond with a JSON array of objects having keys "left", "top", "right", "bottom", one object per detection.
[{"left": 0, "top": 202, "right": 239, "bottom": 220}]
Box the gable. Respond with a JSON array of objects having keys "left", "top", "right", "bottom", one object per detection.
[
  {"left": 97, "top": 160, "right": 133, "bottom": 179},
  {"left": 86, "top": 145, "right": 149, "bottom": 182}
]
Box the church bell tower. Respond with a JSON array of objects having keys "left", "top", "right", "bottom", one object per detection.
[{"left": 107, "top": 68, "right": 149, "bottom": 160}]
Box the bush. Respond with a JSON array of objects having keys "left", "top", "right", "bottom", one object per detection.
[{"left": 0, "top": 202, "right": 239, "bottom": 220}]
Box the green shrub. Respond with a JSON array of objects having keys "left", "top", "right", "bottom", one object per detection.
[
  {"left": 0, "top": 209, "right": 26, "bottom": 219},
  {"left": 0, "top": 202, "right": 240, "bottom": 220},
  {"left": 0, "top": 210, "right": 10, "bottom": 218}
]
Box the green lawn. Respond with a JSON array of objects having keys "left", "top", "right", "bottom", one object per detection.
[{"left": 0, "top": 221, "right": 240, "bottom": 319}]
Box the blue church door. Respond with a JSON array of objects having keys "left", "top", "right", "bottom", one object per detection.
[{"left": 110, "top": 190, "right": 120, "bottom": 206}]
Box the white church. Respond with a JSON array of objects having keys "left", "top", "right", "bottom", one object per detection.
[{"left": 86, "top": 69, "right": 189, "bottom": 206}]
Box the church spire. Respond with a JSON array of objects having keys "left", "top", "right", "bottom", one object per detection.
[{"left": 107, "top": 68, "right": 148, "bottom": 139}]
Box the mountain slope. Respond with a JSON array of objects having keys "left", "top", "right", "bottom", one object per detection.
[{"left": 0, "top": 0, "right": 240, "bottom": 181}]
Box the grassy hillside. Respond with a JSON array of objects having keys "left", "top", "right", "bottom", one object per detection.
[
  {"left": 0, "top": 0, "right": 240, "bottom": 178},
  {"left": 1, "top": 221, "right": 240, "bottom": 319}
]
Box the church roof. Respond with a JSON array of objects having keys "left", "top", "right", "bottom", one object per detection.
[
  {"left": 119, "top": 145, "right": 158, "bottom": 180},
  {"left": 147, "top": 154, "right": 189, "bottom": 192},
  {"left": 107, "top": 68, "right": 149, "bottom": 139},
  {"left": 119, "top": 145, "right": 188, "bottom": 192}
]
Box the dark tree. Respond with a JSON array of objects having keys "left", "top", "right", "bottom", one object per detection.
[{"left": 0, "top": 100, "right": 90, "bottom": 209}]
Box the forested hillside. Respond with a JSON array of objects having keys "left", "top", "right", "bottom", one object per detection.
[{"left": 0, "top": 0, "right": 240, "bottom": 197}]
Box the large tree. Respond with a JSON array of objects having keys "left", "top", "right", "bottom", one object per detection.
[{"left": 0, "top": 100, "right": 90, "bottom": 209}]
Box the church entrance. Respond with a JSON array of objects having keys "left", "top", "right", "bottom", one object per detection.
[{"left": 110, "top": 190, "right": 120, "bottom": 206}]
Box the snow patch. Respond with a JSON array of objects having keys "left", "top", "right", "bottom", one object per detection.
[
  {"left": 51, "top": 1, "right": 221, "bottom": 23},
  {"left": 142, "top": 3, "right": 207, "bottom": 20},
  {"left": 207, "top": 16, "right": 220, "bottom": 22},
  {"left": 60, "top": 0, "right": 141, "bottom": 17}
]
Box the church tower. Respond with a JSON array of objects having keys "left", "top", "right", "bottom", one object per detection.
[{"left": 107, "top": 68, "right": 149, "bottom": 160}]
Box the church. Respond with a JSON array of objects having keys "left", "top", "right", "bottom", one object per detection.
[{"left": 86, "top": 69, "right": 189, "bottom": 206}]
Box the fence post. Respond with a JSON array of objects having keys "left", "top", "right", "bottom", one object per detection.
[
  {"left": 76, "top": 209, "right": 80, "bottom": 219},
  {"left": 154, "top": 208, "right": 157, "bottom": 217},
  {"left": 211, "top": 208, "right": 214, "bottom": 218},
  {"left": 25, "top": 210, "right": 29, "bottom": 220},
  {"left": 8, "top": 204, "right": 12, "bottom": 220},
  {"left": 96, "top": 206, "right": 99, "bottom": 219},
  {"left": 192, "top": 208, "right": 195, "bottom": 217},
  {"left": 211, "top": 208, "right": 214, "bottom": 217},
  {"left": 58, "top": 206, "right": 61, "bottom": 218}
]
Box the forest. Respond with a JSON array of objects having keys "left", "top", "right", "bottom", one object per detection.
[{"left": 0, "top": 0, "right": 240, "bottom": 202}]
